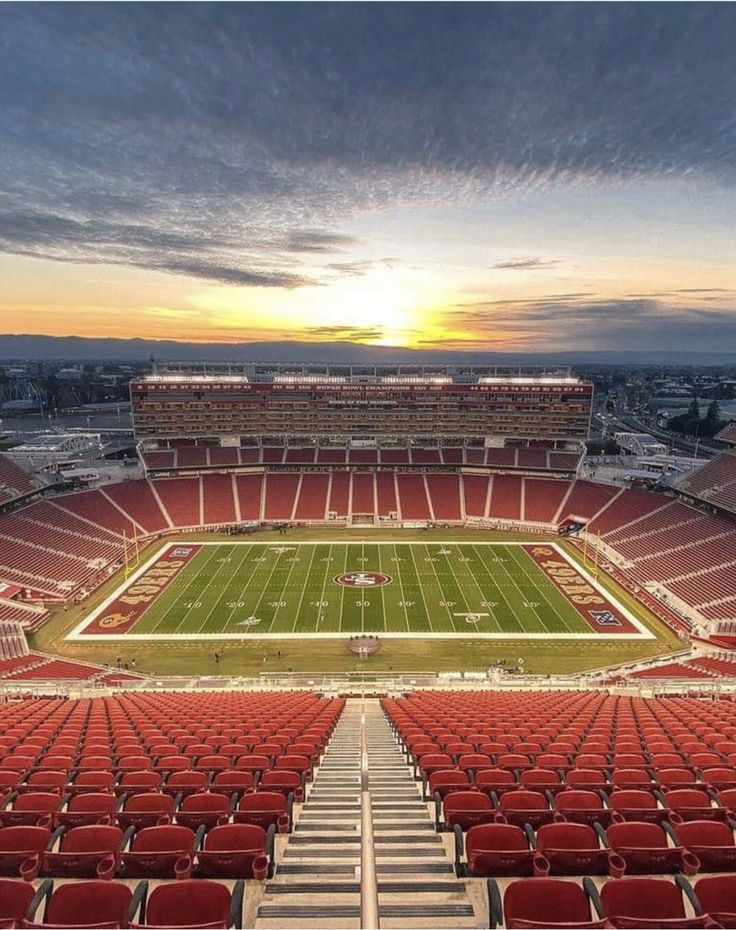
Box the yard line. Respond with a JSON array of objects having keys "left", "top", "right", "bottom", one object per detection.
[
  {"left": 408, "top": 543, "right": 449, "bottom": 632},
  {"left": 446, "top": 543, "right": 504, "bottom": 634},
  {"left": 168, "top": 546, "right": 237, "bottom": 634},
  {"left": 267, "top": 546, "right": 306, "bottom": 633},
  {"left": 376, "top": 544, "right": 387, "bottom": 633},
  {"left": 214, "top": 544, "right": 261, "bottom": 630},
  {"left": 426, "top": 543, "right": 473, "bottom": 633},
  {"left": 192, "top": 546, "right": 260, "bottom": 633},
  {"left": 290, "top": 544, "right": 318, "bottom": 632},
  {"left": 314, "top": 544, "right": 334, "bottom": 633},
  {"left": 505, "top": 545, "right": 578, "bottom": 633},
  {"left": 469, "top": 544, "right": 523, "bottom": 633},
  {"left": 360, "top": 541, "right": 366, "bottom": 632},
  {"left": 476, "top": 544, "right": 550, "bottom": 633},
  {"left": 148, "top": 545, "right": 224, "bottom": 634},
  {"left": 234, "top": 546, "right": 290, "bottom": 631},
  {"left": 392, "top": 544, "right": 412, "bottom": 632}
]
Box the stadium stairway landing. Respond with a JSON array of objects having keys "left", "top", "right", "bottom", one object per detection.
[{"left": 254, "top": 698, "right": 480, "bottom": 929}]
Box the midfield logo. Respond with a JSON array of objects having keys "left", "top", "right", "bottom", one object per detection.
[{"left": 334, "top": 571, "right": 393, "bottom": 588}]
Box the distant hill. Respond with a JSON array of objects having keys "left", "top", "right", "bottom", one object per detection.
[{"left": 0, "top": 334, "right": 735, "bottom": 365}]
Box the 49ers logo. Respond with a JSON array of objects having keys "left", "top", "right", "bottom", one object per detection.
[{"left": 334, "top": 571, "right": 392, "bottom": 588}]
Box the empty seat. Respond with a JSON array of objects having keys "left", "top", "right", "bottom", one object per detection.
[
  {"left": 0, "top": 793, "right": 60, "bottom": 829},
  {"left": 536, "top": 822, "right": 624, "bottom": 876},
  {"left": 675, "top": 820, "right": 736, "bottom": 872},
  {"left": 693, "top": 875, "right": 736, "bottom": 928},
  {"left": 439, "top": 790, "right": 495, "bottom": 832},
  {"left": 598, "top": 876, "right": 710, "bottom": 929},
  {"left": 664, "top": 789, "right": 729, "bottom": 822},
  {"left": 211, "top": 770, "right": 255, "bottom": 799},
  {"left": 606, "top": 821, "right": 700, "bottom": 875},
  {"left": 496, "top": 790, "right": 554, "bottom": 829},
  {"left": 259, "top": 771, "right": 304, "bottom": 804},
  {"left": 475, "top": 769, "right": 517, "bottom": 797},
  {"left": 56, "top": 793, "right": 118, "bottom": 829},
  {"left": 554, "top": 789, "right": 617, "bottom": 827},
  {"left": 116, "top": 793, "right": 174, "bottom": 831},
  {"left": 195, "top": 822, "right": 273, "bottom": 880},
  {"left": 609, "top": 789, "right": 672, "bottom": 824},
  {"left": 0, "top": 877, "right": 34, "bottom": 930},
  {"left": 43, "top": 824, "right": 123, "bottom": 880},
  {"left": 489, "top": 876, "right": 605, "bottom": 929},
  {"left": 121, "top": 824, "right": 198, "bottom": 879},
  {"left": 174, "top": 792, "right": 231, "bottom": 830},
  {"left": 427, "top": 770, "right": 471, "bottom": 800},
  {"left": 457, "top": 823, "right": 549, "bottom": 878},
  {"left": 162, "top": 771, "right": 208, "bottom": 799},
  {"left": 234, "top": 792, "right": 291, "bottom": 833},
  {"left": 0, "top": 825, "right": 52, "bottom": 879},
  {"left": 131, "top": 878, "right": 243, "bottom": 929},
  {"left": 24, "top": 878, "right": 142, "bottom": 929}
]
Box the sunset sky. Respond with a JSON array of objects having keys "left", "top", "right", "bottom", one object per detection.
[{"left": 2, "top": 3, "right": 736, "bottom": 353}]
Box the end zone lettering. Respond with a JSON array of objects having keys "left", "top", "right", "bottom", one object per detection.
[{"left": 120, "top": 560, "right": 187, "bottom": 606}]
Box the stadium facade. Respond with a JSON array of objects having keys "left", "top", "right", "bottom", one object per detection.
[{"left": 130, "top": 364, "right": 593, "bottom": 444}]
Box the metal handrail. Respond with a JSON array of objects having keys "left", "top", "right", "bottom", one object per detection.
[{"left": 360, "top": 698, "right": 380, "bottom": 929}]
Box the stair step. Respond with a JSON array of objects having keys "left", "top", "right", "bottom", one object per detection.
[
  {"left": 258, "top": 906, "right": 361, "bottom": 919},
  {"left": 265, "top": 882, "right": 360, "bottom": 895}
]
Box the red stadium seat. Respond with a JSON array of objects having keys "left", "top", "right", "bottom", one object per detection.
[
  {"left": 234, "top": 792, "right": 290, "bottom": 833},
  {"left": 0, "top": 877, "right": 34, "bottom": 930},
  {"left": 195, "top": 822, "right": 273, "bottom": 880},
  {"left": 0, "top": 825, "right": 53, "bottom": 879},
  {"left": 24, "top": 878, "right": 143, "bottom": 929},
  {"left": 536, "top": 822, "right": 624, "bottom": 876},
  {"left": 605, "top": 821, "right": 700, "bottom": 875},
  {"left": 456, "top": 823, "right": 549, "bottom": 878},
  {"left": 489, "top": 877, "right": 605, "bottom": 929},
  {"left": 43, "top": 825, "right": 124, "bottom": 880},
  {"left": 131, "top": 878, "right": 242, "bottom": 929},
  {"left": 121, "top": 824, "right": 198, "bottom": 880},
  {"left": 675, "top": 820, "right": 736, "bottom": 872},
  {"left": 598, "top": 876, "right": 710, "bottom": 929}
]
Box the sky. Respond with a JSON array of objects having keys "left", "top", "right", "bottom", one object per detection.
[{"left": 1, "top": 2, "right": 736, "bottom": 354}]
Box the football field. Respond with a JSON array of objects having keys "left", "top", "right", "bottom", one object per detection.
[{"left": 70, "top": 541, "right": 652, "bottom": 641}]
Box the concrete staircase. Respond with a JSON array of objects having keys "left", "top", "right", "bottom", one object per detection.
[{"left": 254, "top": 697, "right": 480, "bottom": 929}]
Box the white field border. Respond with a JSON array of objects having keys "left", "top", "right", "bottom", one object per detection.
[{"left": 67, "top": 540, "right": 655, "bottom": 642}]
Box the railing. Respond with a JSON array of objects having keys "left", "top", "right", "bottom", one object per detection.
[{"left": 3, "top": 669, "right": 736, "bottom": 699}]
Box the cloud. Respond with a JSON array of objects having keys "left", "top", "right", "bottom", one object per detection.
[
  {"left": 1, "top": 4, "right": 735, "bottom": 290},
  {"left": 302, "top": 326, "right": 386, "bottom": 342},
  {"left": 448, "top": 294, "right": 736, "bottom": 352},
  {"left": 492, "top": 257, "right": 561, "bottom": 271},
  {"left": 284, "top": 231, "right": 359, "bottom": 253}
]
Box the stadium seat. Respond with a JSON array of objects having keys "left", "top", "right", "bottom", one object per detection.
[
  {"left": 692, "top": 875, "right": 736, "bottom": 928},
  {"left": 116, "top": 793, "right": 174, "bottom": 831},
  {"left": 0, "top": 877, "right": 35, "bottom": 930},
  {"left": 553, "top": 789, "right": 618, "bottom": 826},
  {"left": 455, "top": 823, "right": 549, "bottom": 878},
  {"left": 488, "top": 877, "right": 605, "bottom": 929},
  {"left": 437, "top": 790, "right": 495, "bottom": 832},
  {"left": 24, "top": 878, "right": 145, "bottom": 929},
  {"left": 121, "top": 824, "right": 201, "bottom": 879},
  {"left": 0, "top": 793, "right": 60, "bottom": 829},
  {"left": 604, "top": 821, "right": 700, "bottom": 875},
  {"left": 131, "top": 878, "right": 243, "bottom": 929},
  {"left": 475, "top": 769, "right": 517, "bottom": 797},
  {"left": 674, "top": 820, "right": 736, "bottom": 872},
  {"left": 234, "top": 792, "right": 291, "bottom": 833},
  {"left": 210, "top": 771, "right": 255, "bottom": 800},
  {"left": 596, "top": 876, "right": 710, "bottom": 929},
  {"left": 43, "top": 824, "right": 125, "bottom": 880},
  {"left": 195, "top": 823, "right": 273, "bottom": 880},
  {"left": 495, "top": 790, "right": 555, "bottom": 829},
  {"left": 56, "top": 793, "right": 118, "bottom": 828},
  {"left": 664, "top": 789, "right": 730, "bottom": 822},
  {"left": 174, "top": 792, "right": 232, "bottom": 830},
  {"left": 426, "top": 770, "right": 471, "bottom": 801},
  {"left": 608, "top": 789, "right": 673, "bottom": 824},
  {"left": 536, "top": 821, "right": 624, "bottom": 876},
  {"left": 259, "top": 772, "right": 304, "bottom": 804},
  {"left": 0, "top": 825, "right": 55, "bottom": 879}
]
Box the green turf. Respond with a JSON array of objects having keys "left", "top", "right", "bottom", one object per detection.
[{"left": 112, "top": 542, "right": 599, "bottom": 636}]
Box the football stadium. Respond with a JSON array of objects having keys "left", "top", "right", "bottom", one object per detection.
[
  {"left": 1, "top": 363, "right": 736, "bottom": 929},
  {"left": 3, "top": 4, "right": 736, "bottom": 928}
]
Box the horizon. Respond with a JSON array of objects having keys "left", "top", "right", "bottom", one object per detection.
[{"left": 2, "top": 3, "right": 736, "bottom": 354}]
